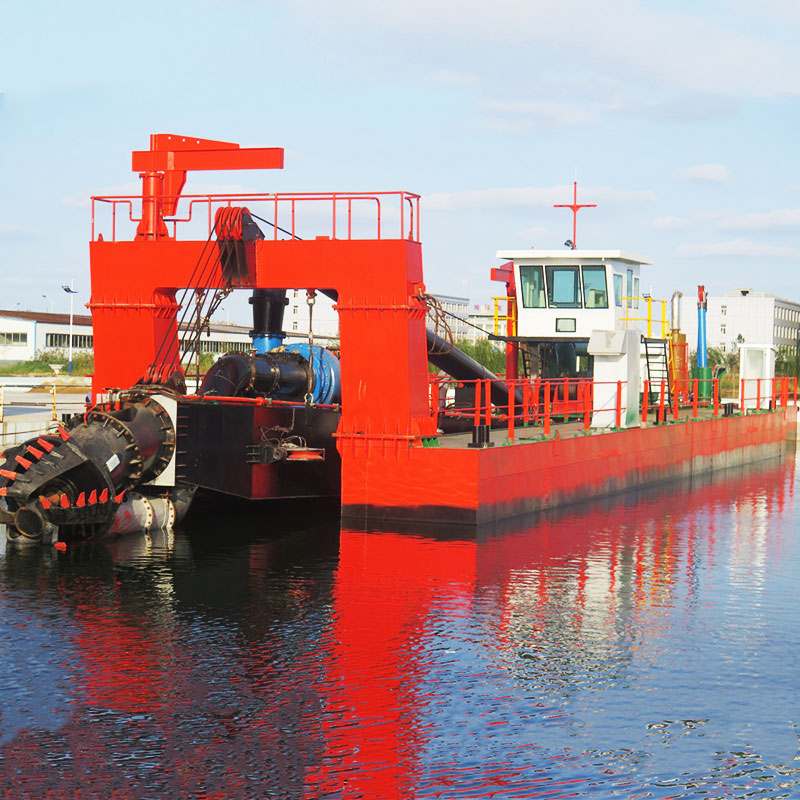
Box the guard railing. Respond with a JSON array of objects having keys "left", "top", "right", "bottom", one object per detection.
[
  {"left": 428, "top": 374, "right": 799, "bottom": 443},
  {"left": 91, "top": 191, "right": 421, "bottom": 243},
  {"left": 740, "top": 377, "right": 798, "bottom": 411}
]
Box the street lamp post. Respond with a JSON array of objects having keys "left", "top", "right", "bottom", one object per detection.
[{"left": 62, "top": 281, "right": 78, "bottom": 375}]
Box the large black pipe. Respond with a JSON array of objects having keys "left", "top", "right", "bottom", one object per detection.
[
  {"left": 265, "top": 289, "right": 519, "bottom": 407},
  {"left": 250, "top": 288, "right": 288, "bottom": 345},
  {"left": 200, "top": 352, "right": 311, "bottom": 400},
  {"left": 426, "top": 329, "right": 522, "bottom": 408}
]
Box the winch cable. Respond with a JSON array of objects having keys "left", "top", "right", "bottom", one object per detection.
[
  {"left": 149, "top": 227, "right": 219, "bottom": 379},
  {"left": 150, "top": 208, "right": 242, "bottom": 381},
  {"left": 249, "top": 213, "right": 301, "bottom": 242},
  {"left": 175, "top": 208, "right": 298, "bottom": 377},
  {"left": 305, "top": 290, "right": 316, "bottom": 405},
  {"left": 183, "top": 284, "right": 232, "bottom": 382},
  {"left": 437, "top": 305, "right": 494, "bottom": 339},
  {"left": 180, "top": 212, "right": 299, "bottom": 378},
  {"left": 420, "top": 293, "right": 455, "bottom": 354},
  {"left": 174, "top": 232, "right": 234, "bottom": 378}
]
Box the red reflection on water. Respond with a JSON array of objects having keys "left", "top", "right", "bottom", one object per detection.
[
  {"left": 310, "top": 460, "right": 795, "bottom": 797},
  {"left": 0, "top": 458, "right": 794, "bottom": 798},
  {"left": 305, "top": 532, "right": 477, "bottom": 799}
]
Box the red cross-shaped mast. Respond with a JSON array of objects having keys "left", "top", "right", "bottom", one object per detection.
[{"left": 553, "top": 181, "right": 596, "bottom": 249}]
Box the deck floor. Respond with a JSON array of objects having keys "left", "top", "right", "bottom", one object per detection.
[{"left": 435, "top": 407, "right": 723, "bottom": 450}]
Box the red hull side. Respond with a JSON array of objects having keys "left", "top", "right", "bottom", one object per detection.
[{"left": 341, "top": 409, "right": 796, "bottom": 525}]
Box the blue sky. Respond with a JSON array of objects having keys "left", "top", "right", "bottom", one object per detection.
[{"left": 2, "top": 0, "right": 800, "bottom": 322}]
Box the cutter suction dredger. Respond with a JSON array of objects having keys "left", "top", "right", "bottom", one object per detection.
[
  {"left": 12, "top": 133, "right": 787, "bottom": 543},
  {"left": 0, "top": 339, "right": 343, "bottom": 544},
  {"left": 0, "top": 395, "right": 187, "bottom": 544}
]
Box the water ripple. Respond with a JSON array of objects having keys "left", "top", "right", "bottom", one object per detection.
[{"left": 0, "top": 463, "right": 799, "bottom": 797}]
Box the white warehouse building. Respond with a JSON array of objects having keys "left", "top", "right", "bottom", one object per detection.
[
  {"left": 0, "top": 310, "right": 97, "bottom": 363},
  {"left": 679, "top": 289, "right": 800, "bottom": 356},
  {"left": 0, "top": 297, "right": 339, "bottom": 366}
]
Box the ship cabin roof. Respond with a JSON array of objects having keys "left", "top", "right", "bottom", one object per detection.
[{"left": 496, "top": 249, "right": 651, "bottom": 265}]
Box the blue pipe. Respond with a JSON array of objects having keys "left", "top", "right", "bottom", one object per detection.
[
  {"left": 252, "top": 333, "right": 285, "bottom": 354},
  {"left": 697, "top": 287, "right": 707, "bottom": 368},
  {"left": 252, "top": 334, "right": 267, "bottom": 354}
]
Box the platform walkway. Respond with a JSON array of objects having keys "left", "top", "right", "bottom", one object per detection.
[{"left": 434, "top": 406, "right": 783, "bottom": 450}]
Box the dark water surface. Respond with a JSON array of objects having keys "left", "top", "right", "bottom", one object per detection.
[{"left": 2, "top": 455, "right": 800, "bottom": 799}]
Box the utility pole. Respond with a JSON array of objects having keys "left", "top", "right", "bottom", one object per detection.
[{"left": 62, "top": 280, "right": 78, "bottom": 375}]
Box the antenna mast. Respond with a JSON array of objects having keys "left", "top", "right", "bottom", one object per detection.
[{"left": 553, "top": 181, "right": 596, "bottom": 249}]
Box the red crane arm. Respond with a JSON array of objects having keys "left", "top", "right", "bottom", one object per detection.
[{"left": 132, "top": 134, "right": 284, "bottom": 239}]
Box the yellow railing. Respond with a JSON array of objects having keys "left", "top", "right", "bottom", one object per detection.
[
  {"left": 621, "top": 296, "right": 670, "bottom": 339},
  {"left": 492, "top": 296, "right": 517, "bottom": 336}
]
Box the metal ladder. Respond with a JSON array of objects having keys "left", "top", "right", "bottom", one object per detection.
[
  {"left": 643, "top": 338, "right": 672, "bottom": 406},
  {"left": 520, "top": 346, "right": 531, "bottom": 379}
]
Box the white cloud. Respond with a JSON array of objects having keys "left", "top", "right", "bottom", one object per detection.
[
  {"left": 484, "top": 99, "right": 599, "bottom": 129},
  {"left": 425, "top": 184, "right": 657, "bottom": 211},
  {"left": 61, "top": 181, "right": 141, "bottom": 210},
  {"left": 516, "top": 225, "right": 552, "bottom": 240},
  {"left": 431, "top": 69, "right": 479, "bottom": 85},
  {"left": 716, "top": 208, "right": 800, "bottom": 230},
  {"left": 648, "top": 216, "right": 691, "bottom": 231},
  {"left": 0, "top": 224, "right": 40, "bottom": 240},
  {"left": 62, "top": 181, "right": 267, "bottom": 210},
  {"left": 639, "top": 94, "right": 738, "bottom": 121},
  {"left": 674, "top": 164, "right": 732, "bottom": 184},
  {"left": 676, "top": 239, "right": 799, "bottom": 258},
  {"left": 291, "top": 0, "right": 800, "bottom": 96}
]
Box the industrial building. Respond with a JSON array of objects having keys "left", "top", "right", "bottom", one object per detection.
[
  {"left": 679, "top": 289, "right": 800, "bottom": 356},
  {"left": 0, "top": 299, "right": 339, "bottom": 365}
]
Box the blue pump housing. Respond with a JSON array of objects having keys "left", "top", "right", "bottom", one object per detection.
[{"left": 281, "top": 343, "right": 341, "bottom": 405}]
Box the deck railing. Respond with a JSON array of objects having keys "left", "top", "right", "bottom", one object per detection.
[
  {"left": 621, "top": 295, "right": 670, "bottom": 339},
  {"left": 428, "top": 374, "right": 799, "bottom": 443},
  {"left": 740, "top": 376, "right": 798, "bottom": 411},
  {"left": 91, "top": 191, "right": 421, "bottom": 243},
  {"left": 491, "top": 296, "right": 517, "bottom": 336}
]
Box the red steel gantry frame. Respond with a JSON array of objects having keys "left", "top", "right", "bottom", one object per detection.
[{"left": 89, "top": 134, "right": 437, "bottom": 516}]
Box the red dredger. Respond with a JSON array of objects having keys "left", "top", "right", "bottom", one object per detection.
[{"left": 0, "top": 135, "right": 795, "bottom": 543}]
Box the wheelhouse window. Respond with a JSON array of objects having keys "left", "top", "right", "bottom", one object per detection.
[
  {"left": 545, "top": 265, "right": 582, "bottom": 309},
  {"left": 518, "top": 265, "right": 546, "bottom": 308},
  {"left": 633, "top": 276, "right": 640, "bottom": 309},
  {"left": 613, "top": 274, "right": 623, "bottom": 307},
  {"left": 626, "top": 269, "right": 633, "bottom": 303},
  {"left": 581, "top": 267, "right": 608, "bottom": 309}
]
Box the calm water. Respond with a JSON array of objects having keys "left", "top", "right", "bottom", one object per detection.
[{"left": 2, "top": 454, "right": 800, "bottom": 799}]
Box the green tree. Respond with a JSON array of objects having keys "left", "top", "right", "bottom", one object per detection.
[
  {"left": 775, "top": 346, "right": 800, "bottom": 377},
  {"left": 451, "top": 338, "right": 507, "bottom": 375}
]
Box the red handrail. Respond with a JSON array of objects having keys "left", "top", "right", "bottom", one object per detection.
[{"left": 91, "top": 191, "right": 421, "bottom": 243}]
